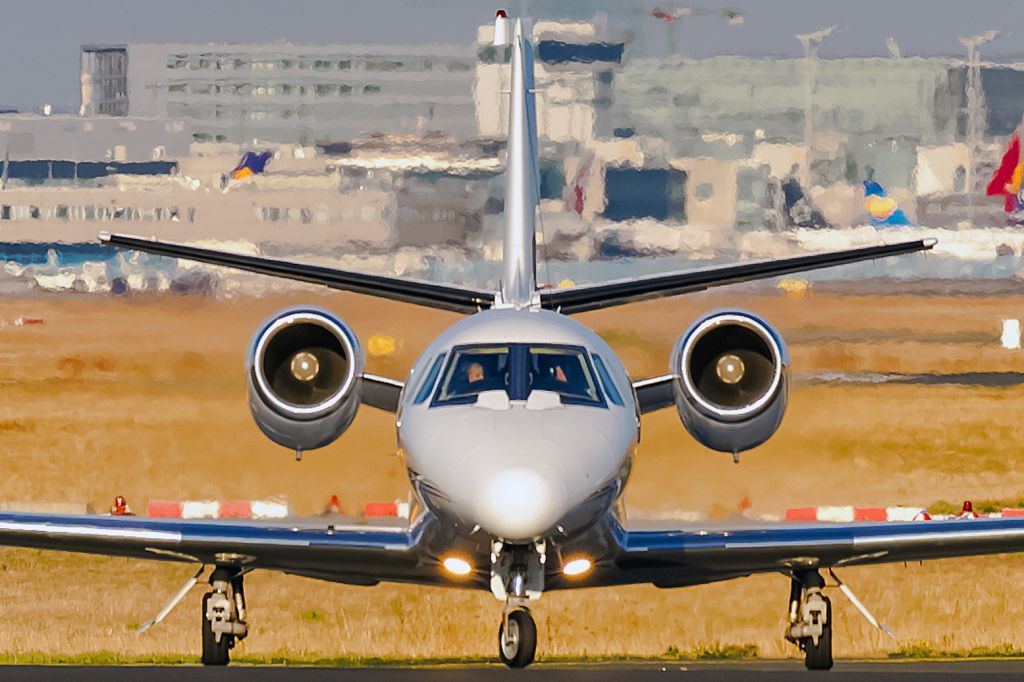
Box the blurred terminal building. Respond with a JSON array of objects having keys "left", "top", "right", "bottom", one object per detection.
[{"left": 1, "top": 17, "right": 1024, "bottom": 265}]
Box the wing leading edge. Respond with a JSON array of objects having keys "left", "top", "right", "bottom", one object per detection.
[
  {"left": 99, "top": 232, "right": 495, "bottom": 315},
  {"left": 602, "top": 515, "right": 1024, "bottom": 588},
  {"left": 540, "top": 239, "right": 935, "bottom": 314},
  {"left": 0, "top": 510, "right": 475, "bottom": 589}
]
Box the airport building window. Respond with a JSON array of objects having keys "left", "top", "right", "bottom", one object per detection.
[
  {"left": 0, "top": 205, "right": 10, "bottom": 220},
  {"left": 365, "top": 60, "right": 403, "bottom": 71},
  {"left": 695, "top": 183, "right": 715, "bottom": 200},
  {"left": 478, "top": 46, "right": 511, "bottom": 64}
]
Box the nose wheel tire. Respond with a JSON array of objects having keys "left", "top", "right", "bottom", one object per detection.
[
  {"left": 803, "top": 596, "right": 833, "bottom": 671},
  {"left": 498, "top": 609, "right": 537, "bottom": 668},
  {"left": 201, "top": 593, "right": 231, "bottom": 666}
]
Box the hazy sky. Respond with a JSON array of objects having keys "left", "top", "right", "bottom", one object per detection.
[{"left": 0, "top": 0, "right": 1020, "bottom": 111}]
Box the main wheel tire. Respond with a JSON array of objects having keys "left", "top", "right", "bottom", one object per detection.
[
  {"left": 498, "top": 609, "right": 537, "bottom": 669},
  {"left": 201, "top": 592, "right": 231, "bottom": 666},
  {"left": 804, "top": 596, "right": 833, "bottom": 671}
]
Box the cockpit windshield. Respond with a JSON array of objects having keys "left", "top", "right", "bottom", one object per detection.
[
  {"left": 431, "top": 343, "right": 605, "bottom": 407},
  {"left": 434, "top": 346, "right": 511, "bottom": 404},
  {"left": 526, "top": 346, "right": 600, "bottom": 404}
]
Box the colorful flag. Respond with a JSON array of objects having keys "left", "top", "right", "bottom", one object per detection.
[
  {"left": 863, "top": 180, "right": 910, "bottom": 226},
  {"left": 230, "top": 151, "right": 272, "bottom": 181},
  {"left": 986, "top": 133, "right": 1022, "bottom": 214}
]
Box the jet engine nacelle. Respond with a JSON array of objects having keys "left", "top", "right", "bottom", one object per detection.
[
  {"left": 245, "top": 306, "right": 364, "bottom": 453},
  {"left": 671, "top": 310, "right": 789, "bottom": 455}
]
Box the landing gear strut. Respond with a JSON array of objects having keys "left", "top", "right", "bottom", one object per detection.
[
  {"left": 201, "top": 566, "right": 249, "bottom": 666},
  {"left": 785, "top": 570, "right": 833, "bottom": 671},
  {"left": 491, "top": 541, "right": 544, "bottom": 668}
]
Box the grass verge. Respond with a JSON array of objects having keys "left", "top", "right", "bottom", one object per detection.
[{"left": 888, "top": 643, "right": 1024, "bottom": 659}]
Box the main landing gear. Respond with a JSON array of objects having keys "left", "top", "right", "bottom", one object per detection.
[
  {"left": 785, "top": 570, "right": 833, "bottom": 671},
  {"left": 201, "top": 566, "right": 249, "bottom": 666}
]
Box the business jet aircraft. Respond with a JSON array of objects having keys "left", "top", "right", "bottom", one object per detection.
[{"left": 2, "top": 13, "right": 1020, "bottom": 672}]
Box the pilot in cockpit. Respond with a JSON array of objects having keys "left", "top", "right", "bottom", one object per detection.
[
  {"left": 552, "top": 364, "right": 568, "bottom": 384},
  {"left": 465, "top": 362, "right": 485, "bottom": 385}
]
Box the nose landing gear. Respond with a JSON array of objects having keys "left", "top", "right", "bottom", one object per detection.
[
  {"left": 499, "top": 607, "right": 537, "bottom": 668},
  {"left": 491, "top": 540, "right": 544, "bottom": 669}
]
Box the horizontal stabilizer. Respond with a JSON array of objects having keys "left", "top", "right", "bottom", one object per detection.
[
  {"left": 540, "top": 239, "right": 935, "bottom": 314},
  {"left": 99, "top": 232, "right": 495, "bottom": 314}
]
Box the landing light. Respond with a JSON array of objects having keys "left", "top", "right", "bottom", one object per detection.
[
  {"left": 562, "top": 557, "right": 592, "bottom": 576},
  {"left": 442, "top": 556, "right": 473, "bottom": 576}
]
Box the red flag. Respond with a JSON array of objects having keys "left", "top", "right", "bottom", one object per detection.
[{"left": 986, "top": 133, "right": 1020, "bottom": 197}]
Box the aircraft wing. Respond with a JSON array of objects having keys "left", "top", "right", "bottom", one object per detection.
[
  {"left": 0, "top": 510, "right": 469, "bottom": 588},
  {"left": 592, "top": 515, "right": 1024, "bottom": 588},
  {"left": 361, "top": 373, "right": 404, "bottom": 413},
  {"left": 99, "top": 232, "right": 495, "bottom": 314},
  {"left": 539, "top": 239, "right": 934, "bottom": 314},
  {"left": 632, "top": 375, "right": 674, "bottom": 414}
]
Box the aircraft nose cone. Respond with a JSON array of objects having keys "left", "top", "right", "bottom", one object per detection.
[{"left": 474, "top": 467, "right": 566, "bottom": 541}]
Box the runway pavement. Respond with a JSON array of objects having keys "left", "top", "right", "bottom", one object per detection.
[{"left": 2, "top": 660, "right": 1024, "bottom": 680}]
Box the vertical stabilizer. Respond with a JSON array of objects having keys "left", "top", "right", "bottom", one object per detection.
[{"left": 500, "top": 15, "right": 539, "bottom": 307}]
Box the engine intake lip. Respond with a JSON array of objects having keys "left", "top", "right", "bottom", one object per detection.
[
  {"left": 678, "top": 312, "right": 783, "bottom": 420},
  {"left": 253, "top": 311, "right": 359, "bottom": 418}
]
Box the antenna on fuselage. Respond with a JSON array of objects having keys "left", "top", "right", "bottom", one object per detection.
[{"left": 495, "top": 10, "right": 539, "bottom": 309}]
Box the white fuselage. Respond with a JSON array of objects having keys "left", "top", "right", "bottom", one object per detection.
[{"left": 397, "top": 308, "right": 638, "bottom": 543}]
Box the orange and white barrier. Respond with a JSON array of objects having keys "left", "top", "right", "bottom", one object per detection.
[
  {"left": 1, "top": 317, "right": 45, "bottom": 327},
  {"left": 147, "top": 497, "right": 290, "bottom": 519},
  {"left": 364, "top": 500, "right": 411, "bottom": 518},
  {"left": 785, "top": 506, "right": 931, "bottom": 522}
]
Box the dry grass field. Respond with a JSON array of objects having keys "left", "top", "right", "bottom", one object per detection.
[{"left": 2, "top": 286, "right": 1024, "bottom": 661}]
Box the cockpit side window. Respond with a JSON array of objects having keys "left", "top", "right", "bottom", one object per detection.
[
  {"left": 412, "top": 354, "right": 446, "bottom": 405},
  {"left": 433, "top": 345, "right": 511, "bottom": 405},
  {"left": 592, "top": 354, "right": 624, "bottom": 406},
  {"left": 527, "top": 345, "right": 604, "bottom": 407}
]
